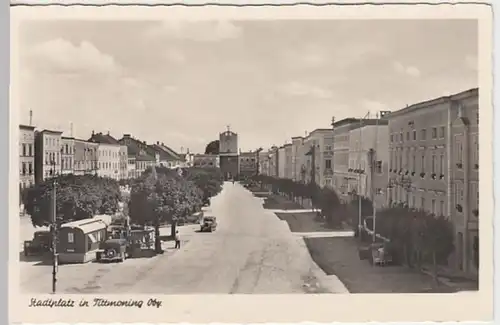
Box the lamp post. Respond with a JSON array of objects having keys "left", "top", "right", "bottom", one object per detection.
[{"left": 50, "top": 179, "right": 58, "bottom": 294}]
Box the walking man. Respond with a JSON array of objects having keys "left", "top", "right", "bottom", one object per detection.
[{"left": 174, "top": 230, "right": 181, "bottom": 249}]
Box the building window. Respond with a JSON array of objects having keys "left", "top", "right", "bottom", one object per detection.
[
  {"left": 22, "top": 144, "right": 26, "bottom": 156},
  {"left": 431, "top": 199, "right": 436, "bottom": 215},
  {"left": 375, "top": 160, "right": 382, "bottom": 174},
  {"left": 325, "top": 159, "right": 332, "bottom": 169},
  {"left": 421, "top": 154, "right": 425, "bottom": 173},
  {"left": 421, "top": 197, "right": 425, "bottom": 210},
  {"left": 400, "top": 132, "right": 403, "bottom": 142},
  {"left": 431, "top": 155, "right": 436, "bottom": 174},
  {"left": 431, "top": 127, "right": 437, "bottom": 139},
  {"left": 413, "top": 130, "right": 417, "bottom": 140},
  {"left": 439, "top": 154, "right": 445, "bottom": 176},
  {"left": 68, "top": 232, "right": 74, "bottom": 243},
  {"left": 440, "top": 201, "right": 445, "bottom": 216},
  {"left": 22, "top": 162, "right": 26, "bottom": 175},
  {"left": 439, "top": 126, "right": 445, "bottom": 138},
  {"left": 421, "top": 129, "right": 426, "bottom": 141},
  {"left": 28, "top": 163, "right": 33, "bottom": 175}
]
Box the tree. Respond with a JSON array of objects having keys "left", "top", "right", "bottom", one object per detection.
[
  {"left": 24, "top": 174, "right": 121, "bottom": 227},
  {"left": 204, "top": 140, "right": 220, "bottom": 155}
]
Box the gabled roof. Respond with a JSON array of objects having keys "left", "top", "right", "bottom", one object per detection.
[
  {"left": 88, "top": 132, "right": 121, "bottom": 145},
  {"left": 118, "top": 135, "right": 156, "bottom": 161},
  {"left": 148, "top": 143, "right": 181, "bottom": 161}
]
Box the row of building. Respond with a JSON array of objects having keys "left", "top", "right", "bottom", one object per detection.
[
  {"left": 258, "top": 88, "right": 479, "bottom": 275},
  {"left": 19, "top": 127, "right": 188, "bottom": 190}
]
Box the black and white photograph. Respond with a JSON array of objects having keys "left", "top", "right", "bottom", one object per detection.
[{"left": 10, "top": 2, "right": 493, "bottom": 323}]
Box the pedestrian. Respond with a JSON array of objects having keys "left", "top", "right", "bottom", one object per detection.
[{"left": 174, "top": 230, "right": 181, "bottom": 249}]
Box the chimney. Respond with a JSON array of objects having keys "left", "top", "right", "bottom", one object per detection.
[
  {"left": 161, "top": 142, "right": 164, "bottom": 146},
  {"left": 29, "top": 109, "right": 33, "bottom": 126},
  {"left": 107, "top": 131, "right": 110, "bottom": 135},
  {"left": 123, "top": 134, "right": 131, "bottom": 138},
  {"left": 156, "top": 141, "right": 159, "bottom": 145},
  {"left": 91, "top": 130, "right": 95, "bottom": 136}
]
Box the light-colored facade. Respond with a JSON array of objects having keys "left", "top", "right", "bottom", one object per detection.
[
  {"left": 127, "top": 156, "right": 137, "bottom": 178},
  {"left": 277, "top": 146, "right": 286, "bottom": 179},
  {"left": 34, "top": 129, "right": 63, "bottom": 184},
  {"left": 299, "top": 129, "right": 335, "bottom": 187},
  {"left": 119, "top": 134, "right": 156, "bottom": 178},
  {"left": 258, "top": 152, "right": 269, "bottom": 175},
  {"left": 19, "top": 125, "right": 35, "bottom": 189},
  {"left": 291, "top": 137, "right": 304, "bottom": 182},
  {"left": 119, "top": 145, "right": 128, "bottom": 180},
  {"left": 387, "top": 87, "right": 479, "bottom": 275},
  {"left": 284, "top": 144, "right": 293, "bottom": 179},
  {"left": 61, "top": 137, "right": 75, "bottom": 175},
  {"left": 268, "top": 147, "right": 278, "bottom": 178},
  {"left": 348, "top": 120, "right": 389, "bottom": 208},
  {"left": 74, "top": 139, "right": 98, "bottom": 175},
  {"left": 193, "top": 154, "right": 220, "bottom": 168},
  {"left": 97, "top": 143, "right": 121, "bottom": 180}
]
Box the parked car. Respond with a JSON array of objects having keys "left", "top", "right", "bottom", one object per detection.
[
  {"left": 96, "top": 238, "right": 128, "bottom": 263},
  {"left": 24, "top": 230, "right": 51, "bottom": 256},
  {"left": 200, "top": 216, "right": 217, "bottom": 232}
]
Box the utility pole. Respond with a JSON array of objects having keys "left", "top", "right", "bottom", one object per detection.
[{"left": 51, "top": 180, "right": 58, "bottom": 294}]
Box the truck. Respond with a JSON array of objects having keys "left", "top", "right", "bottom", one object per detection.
[{"left": 200, "top": 216, "right": 217, "bottom": 232}]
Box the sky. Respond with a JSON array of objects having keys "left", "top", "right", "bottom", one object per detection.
[{"left": 17, "top": 19, "right": 478, "bottom": 153}]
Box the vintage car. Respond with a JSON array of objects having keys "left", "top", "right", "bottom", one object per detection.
[
  {"left": 24, "top": 230, "right": 52, "bottom": 256},
  {"left": 96, "top": 238, "right": 128, "bottom": 263},
  {"left": 127, "top": 228, "right": 156, "bottom": 258},
  {"left": 200, "top": 216, "right": 217, "bottom": 232}
]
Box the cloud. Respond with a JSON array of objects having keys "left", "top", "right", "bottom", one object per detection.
[
  {"left": 465, "top": 55, "right": 477, "bottom": 71},
  {"left": 147, "top": 21, "right": 242, "bottom": 42},
  {"left": 29, "top": 38, "right": 121, "bottom": 75},
  {"left": 392, "top": 61, "right": 421, "bottom": 77},
  {"left": 164, "top": 48, "right": 186, "bottom": 64},
  {"left": 279, "top": 81, "right": 333, "bottom": 99}
]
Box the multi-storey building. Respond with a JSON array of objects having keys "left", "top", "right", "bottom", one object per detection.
[
  {"left": 387, "top": 87, "right": 479, "bottom": 275},
  {"left": 291, "top": 136, "right": 304, "bottom": 182},
  {"left": 119, "top": 134, "right": 155, "bottom": 178},
  {"left": 193, "top": 154, "right": 220, "bottom": 168},
  {"left": 61, "top": 137, "right": 75, "bottom": 175},
  {"left": 19, "top": 125, "right": 35, "bottom": 189},
  {"left": 148, "top": 141, "right": 183, "bottom": 168},
  {"left": 332, "top": 119, "right": 380, "bottom": 198},
  {"left": 284, "top": 144, "right": 293, "bottom": 179},
  {"left": 34, "top": 129, "right": 63, "bottom": 184},
  {"left": 74, "top": 139, "right": 98, "bottom": 175},
  {"left": 450, "top": 89, "right": 479, "bottom": 275},
  {"left": 277, "top": 146, "right": 286, "bottom": 179},
  {"left": 258, "top": 151, "right": 269, "bottom": 176},
  {"left": 219, "top": 128, "right": 239, "bottom": 180},
  {"left": 299, "top": 129, "right": 335, "bottom": 187},
  {"left": 88, "top": 132, "right": 123, "bottom": 180},
  {"left": 348, "top": 119, "right": 389, "bottom": 208},
  {"left": 239, "top": 151, "right": 258, "bottom": 178},
  {"left": 268, "top": 146, "right": 279, "bottom": 178}
]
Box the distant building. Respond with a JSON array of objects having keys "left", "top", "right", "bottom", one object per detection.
[
  {"left": 148, "top": 141, "right": 183, "bottom": 168},
  {"left": 193, "top": 154, "right": 219, "bottom": 168},
  {"left": 61, "top": 137, "right": 75, "bottom": 175},
  {"left": 386, "top": 87, "right": 479, "bottom": 275},
  {"left": 239, "top": 151, "right": 258, "bottom": 178},
  {"left": 284, "top": 144, "right": 293, "bottom": 179},
  {"left": 219, "top": 128, "right": 239, "bottom": 180},
  {"left": 19, "top": 125, "right": 35, "bottom": 190},
  {"left": 348, "top": 119, "right": 389, "bottom": 209},
  {"left": 119, "top": 134, "right": 156, "bottom": 178},
  {"left": 74, "top": 139, "right": 98, "bottom": 176},
  {"left": 88, "top": 132, "right": 123, "bottom": 180},
  {"left": 278, "top": 146, "right": 286, "bottom": 179},
  {"left": 291, "top": 137, "right": 304, "bottom": 182},
  {"left": 34, "top": 129, "right": 63, "bottom": 184}
]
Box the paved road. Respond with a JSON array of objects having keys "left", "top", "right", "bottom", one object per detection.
[{"left": 20, "top": 182, "right": 346, "bottom": 294}]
